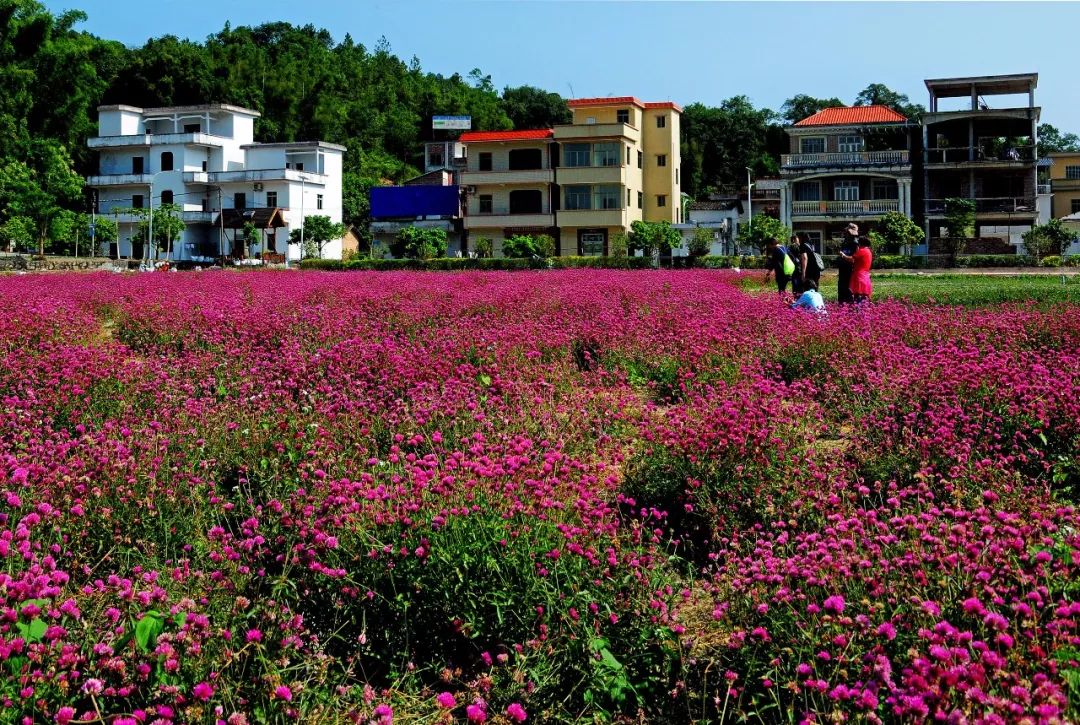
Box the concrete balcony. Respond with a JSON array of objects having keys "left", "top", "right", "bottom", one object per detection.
[
  {"left": 925, "top": 197, "right": 1036, "bottom": 215},
  {"left": 553, "top": 122, "right": 640, "bottom": 143},
  {"left": 791, "top": 199, "right": 900, "bottom": 217},
  {"left": 464, "top": 211, "right": 554, "bottom": 229},
  {"left": 556, "top": 165, "right": 627, "bottom": 185},
  {"left": 184, "top": 169, "right": 327, "bottom": 185},
  {"left": 557, "top": 208, "right": 628, "bottom": 228},
  {"left": 461, "top": 168, "right": 554, "bottom": 185},
  {"left": 781, "top": 150, "right": 909, "bottom": 169},
  {"left": 86, "top": 173, "right": 154, "bottom": 186},
  {"left": 926, "top": 145, "right": 1035, "bottom": 166},
  {"left": 182, "top": 211, "right": 215, "bottom": 223},
  {"left": 88, "top": 132, "right": 232, "bottom": 149}
]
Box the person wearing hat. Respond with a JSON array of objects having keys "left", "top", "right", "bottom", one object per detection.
[{"left": 836, "top": 223, "right": 859, "bottom": 304}]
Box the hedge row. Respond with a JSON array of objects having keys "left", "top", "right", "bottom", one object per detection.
[{"left": 299, "top": 254, "right": 1080, "bottom": 272}]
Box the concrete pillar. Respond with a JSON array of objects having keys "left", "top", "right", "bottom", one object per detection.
[{"left": 779, "top": 181, "right": 791, "bottom": 228}]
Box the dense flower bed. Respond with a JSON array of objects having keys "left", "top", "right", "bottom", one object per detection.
[{"left": 0, "top": 270, "right": 1077, "bottom": 723}]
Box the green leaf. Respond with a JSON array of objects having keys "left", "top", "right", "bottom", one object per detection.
[
  {"left": 478, "top": 374, "right": 492, "bottom": 388},
  {"left": 135, "top": 612, "right": 165, "bottom": 653}
]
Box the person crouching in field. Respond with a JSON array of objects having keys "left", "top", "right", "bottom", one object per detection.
[
  {"left": 838, "top": 236, "right": 874, "bottom": 303},
  {"left": 763, "top": 237, "right": 794, "bottom": 296},
  {"left": 791, "top": 278, "right": 826, "bottom": 314}
]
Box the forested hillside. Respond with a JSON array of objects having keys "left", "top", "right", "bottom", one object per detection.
[{"left": 2, "top": 0, "right": 1078, "bottom": 253}]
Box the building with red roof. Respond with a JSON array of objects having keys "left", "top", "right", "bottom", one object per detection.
[{"left": 779, "top": 104, "right": 916, "bottom": 248}]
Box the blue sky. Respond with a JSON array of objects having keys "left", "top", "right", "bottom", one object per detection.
[{"left": 47, "top": 1, "right": 1080, "bottom": 131}]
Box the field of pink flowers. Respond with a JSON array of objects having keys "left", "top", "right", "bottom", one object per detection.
[{"left": 0, "top": 269, "right": 1077, "bottom": 724}]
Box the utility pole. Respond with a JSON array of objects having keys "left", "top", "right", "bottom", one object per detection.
[
  {"left": 298, "top": 174, "right": 307, "bottom": 265},
  {"left": 218, "top": 187, "right": 225, "bottom": 266},
  {"left": 91, "top": 191, "right": 97, "bottom": 258}
]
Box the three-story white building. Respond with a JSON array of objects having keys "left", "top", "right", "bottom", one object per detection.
[{"left": 86, "top": 103, "right": 345, "bottom": 262}]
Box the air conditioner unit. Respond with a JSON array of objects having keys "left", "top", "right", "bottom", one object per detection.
[
  {"left": 253, "top": 183, "right": 264, "bottom": 191},
  {"left": 466, "top": 185, "right": 477, "bottom": 194}
]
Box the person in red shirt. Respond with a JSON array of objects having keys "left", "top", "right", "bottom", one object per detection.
[{"left": 838, "top": 236, "right": 873, "bottom": 303}]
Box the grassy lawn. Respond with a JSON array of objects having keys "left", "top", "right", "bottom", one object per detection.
[{"left": 811, "top": 273, "right": 1080, "bottom": 306}]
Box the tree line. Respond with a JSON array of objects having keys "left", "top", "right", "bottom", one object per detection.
[{"left": 1, "top": 0, "right": 1078, "bottom": 254}]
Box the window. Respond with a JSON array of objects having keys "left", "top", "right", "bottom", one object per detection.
[
  {"left": 478, "top": 153, "right": 492, "bottom": 171},
  {"left": 131, "top": 194, "right": 144, "bottom": 209},
  {"left": 800, "top": 137, "right": 825, "bottom": 154},
  {"left": 594, "top": 185, "right": 620, "bottom": 210},
  {"left": 564, "top": 185, "right": 591, "bottom": 210},
  {"left": 160, "top": 190, "right": 173, "bottom": 205},
  {"left": 160, "top": 152, "right": 174, "bottom": 172},
  {"left": 627, "top": 189, "right": 631, "bottom": 207},
  {"left": 872, "top": 180, "right": 898, "bottom": 199},
  {"left": 794, "top": 181, "right": 821, "bottom": 201},
  {"left": 616, "top": 109, "right": 630, "bottom": 124},
  {"left": 838, "top": 135, "right": 864, "bottom": 153},
  {"left": 1072, "top": 199, "right": 1080, "bottom": 214},
  {"left": 478, "top": 195, "right": 493, "bottom": 214},
  {"left": 593, "top": 142, "right": 620, "bottom": 167},
  {"left": 637, "top": 191, "right": 643, "bottom": 209},
  {"left": 184, "top": 123, "right": 200, "bottom": 133},
  {"left": 508, "top": 148, "right": 542, "bottom": 170},
  {"left": 626, "top": 146, "right": 631, "bottom": 165},
  {"left": 234, "top": 192, "right": 246, "bottom": 210},
  {"left": 132, "top": 157, "right": 144, "bottom": 174},
  {"left": 428, "top": 150, "right": 444, "bottom": 167},
  {"left": 266, "top": 191, "right": 278, "bottom": 208},
  {"left": 833, "top": 180, "right": 859, "bottom": 201},
  {"left": 675, "top": 168, "right": 679, "bottom": 184},
  {"left": 201, "top": 160, "right": 207, "bottom": 172},
  {"left": 1066, "top": 166, "right": 1080, "bottom": 180},
  {"left": 565, "top": 144, "right": 590, "bottom": 167},
  {"left": 656, "top": 115, "right": 666, "bottom": 129},
  {"left": 657, "top": 195, "right": 667, "bottom": 207},
  {"left": 579, "top": 231, "right": 605, "bottom": 256},
  {"left": 657, "top": 154, "right": 667, "bottom": 167},
  {"left": 637, "top": 151, "right": 643, "bottom": 169},
  {"left": 317, "top": 194, "right": 324, "bottom": 210},
  {"left": 509, "top": 189, "right": 542, "bottom": 214},
  {"left": 201, "top": 198, "right": 208, "bottom": 212}
]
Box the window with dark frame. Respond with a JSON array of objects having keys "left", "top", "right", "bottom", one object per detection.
[
  {"left": 637, "top": 191, "right": 643, "bottom": 209},
  {"left": 132, "top": 157, "right": 144, "bottom": 174},
  {"left": 1072, "top": 198, "right": 1080, "bottom": 214},
  {"left": 160, "top": 151, "right": 174, "bottom": 172},
  {"left": 160, "top": 190, "right": 173, "bottom": 205},
  {"left": 132, "top": 194, "right": 144, "bottom": 209},
  {"left": 479, "top": 195, "right": 493, "bottom": 214},
  {"left": 266, "top": 191, "right": 278, "bottom": 208},
  {"left": 616, "top": 109, "right": 630, "bottom": 124},
  {"left": 479, "top": 152, "right": 493, "bottom": 171},
  {"left": 317, "top": 194, "right": 324, "bottom": 210},
  {"left": 637, "top": 151, "right": 642, "bottom": 169},
  {"left": 656, "top": 115, "right": 666, "bottom": 129},
  {"left": 234, "top": 192, "right": 246, "bottom": 210},
  {"left": 657, "top": 195, "right": 667, "bottom": 207},
  {"left": 657, "top": 154, "right": 667, "bottom": 167}
]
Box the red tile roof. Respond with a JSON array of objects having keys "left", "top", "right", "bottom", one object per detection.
[
  {"left": 644, "top": 101, "right": 683, "bottom": 112},
  {"left": 567, "top": 96, "right": 644, "bottom": 108},
  {"left": 458, "top": 129, "right": 554, "bottom": 143},
  {"left": 794, "top": 105, "right": 908, "bottom": 127}
]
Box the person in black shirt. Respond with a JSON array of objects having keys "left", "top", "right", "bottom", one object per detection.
[
  {"left": 788, "top": 234, "right": 805, "bottom": 294},
  {"left": 837, "top": 223, "right": 858, "bottom": 304},
  {"left": 763, "top": 237, "right": 790, "bottom": 295},
  {"left": 798, "top": 233, "right": 822, "bottom": 289}
]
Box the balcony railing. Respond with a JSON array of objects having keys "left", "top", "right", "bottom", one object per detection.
[
  {"left": 88, "top": 132, "right": 232, "bottom": 149},
  {"left": 791, "top": 199, "right": 900, "bottom": 216},
  {"left": 184, "top": 169, "right": 327, "bottom": 184},
  {"left": 460, "top": 168, "right": 554, "bottom": 185},
  {"left": 781, "top": 150, "right": 909, "bottom": 168},
  {"left": 926, "top": 145, "right": 1035, "bottom": 164},
  {"left": 86, "top": 173, "right": 154, "bottom": 186},
  {"left": 1037, "top": 183, "right": 1052, "bottom": 194},
  {"left": 471, "top": 204, "right": 552, "bottom": 216},
  {"left": 925, "top": 197, "right": 1037, "bottom": 214}
]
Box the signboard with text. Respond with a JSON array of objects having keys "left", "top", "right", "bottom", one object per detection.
[{"left": 433, "top": 115, "right": 472, "bottom": 130}]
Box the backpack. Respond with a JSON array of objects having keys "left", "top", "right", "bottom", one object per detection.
[
  {"left": 779, "top": 246, "right": 795, "bottom": 276},
  {"left": 812, "top": 250, "right": 826, "bottom": 272}
]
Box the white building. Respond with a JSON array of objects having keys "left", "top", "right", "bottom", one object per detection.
[{"left": 86, "top": 104, "right": 345, "bottom": 263}]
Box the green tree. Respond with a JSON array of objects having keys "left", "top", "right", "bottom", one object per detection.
[
  {"left": 736, "top": 215, "right": 791, "bottom": 254},
  {"left": 0, "top": 215, "right": 35, "bottom": 253},
  {"left": 502, "top": 233, "right": 555, "bottom": 258},
  {"left": 131, "top": 203, "right": 186, "bottom": 260},
  {"left": 1037, "top": 123, "right": 1080, "bottom": 155},
  {"left": 681, "top": 97, "right": 778, "bottom": 197},
  {"left": 390, "top": 225, "right": 447, "bottom": 260},
  {"left": 0, "top": 141, "right": 84, "bottom": 256},
  {"left": 1022, "top": 218, "right": 1077, "bottom": 262},
  {"left": 608, "top": 232, "right": 628, "bottom": 259},
  {"left": 688, "top": 226, "right": 713, "bottom": 257},
  {"left": 501, "top": 86, "right": 571, "bottom": 129},
  {"left": 854, "top": 83, "right": 924, "bottom": 122},
  {"left": 290, "top": 214, "right": 346, "bottom": 259},
  {"left": 868, "top": 210, "right": 925, "bottom": 254},
  {"left": 472, "top": 237, "right": 492, "bottom": 258},
  {"left": 89, "top": 214, "right": 118, "bottom": 256},
  {"left": 628, "top": 220, "right": 682, "bottom": 262},
  {"left": 942, "top": 197, "right": 976, "bottom": 265},
  {"left": 780, "top": 94, "right": 844, "bottom": 125}
]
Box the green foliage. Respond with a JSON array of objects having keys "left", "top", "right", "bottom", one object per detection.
[
  {"left": 942, "top": 197, "right": 977, "bottom": 263},
  {"left": 390, "top": 225, "right": 448, "bottom": 260},
  {"left": 627, "top": 220, "right": 682, "bottom": 259},
  {"left": 780, "top": 94, "right": 844, "bottom": 125},
  {"left": 472, "top": 237, "right": 492, "bottom": 259},
  {"left": 688, "top": 226, "right": 713, "bottom": 257},
  {"left": 0, "top": 214, "right": 35, "bottom": 252},
  {"left": 854, "top": 83, "right": 924, "bottom": 122},
  {"left": 736, "top": 215, "right": 790, "bottom": 253},
  {"left": 501, "top": 85, "right": 571, "bottom": 129},
  {"left": 1038, "top": 123, "right": 1080, "bottom": 155},
  {"left": 298, "top": 256, "right": 653, "bottom": 271},
  {"left": 681, "top": 96, "right": 781, "bottom": 197},
  {"left": 0, "top": 140, "right": 84, "bottom": 255},
  {"left": 501, "top": 233, "right": 553, "bottom": 259},
  {"left": 89, "top": 214, "right": 118, "bottom": 252},
  {"left": 873, "top": 210, "right": 926, "bottom": 253},
  {"left": 609, "top": 232, "right": 629, "bottom": 259},
  {"left": 130, "top": 203, "right": 186, "bottom": 257},
  {"left": 289, "top": 214, "right": 346, "bottom": 259},
  {"left": 1023, "top": 219, "right": 1077, "bottom": 261}
]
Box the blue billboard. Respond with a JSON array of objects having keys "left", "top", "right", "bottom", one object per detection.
[{"left": 370, "top": 185, "right": 460, "bottom": 219}]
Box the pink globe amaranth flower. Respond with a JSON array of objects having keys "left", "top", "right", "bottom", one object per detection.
[
  {"left": 193, "top": 681, "right": 214, "bottom": 701},
  {"left": 505, "top": 703, "right": 527, "bottom": 722},
  {"left": 876, "top": 622, "right": 897, "bottom": 641},
  {"left": 274, "top": 685, "right": 292, "bottom": 701},
  {"left": 436, "top": 691, "right": 456, "bottom": 708},
  {"left": 822, "top": 595, "right": 845, "bottom": 615},
  {"left": 466, "top": 702, "right": 487, "bottom": 722},
  {"left": 246, "top": 629, "right": 263, "bottom": 643},
  {"left": 55, "top": 707, "right": 76, "bottom": 725}
]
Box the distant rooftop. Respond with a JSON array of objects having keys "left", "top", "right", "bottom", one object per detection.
[
  {"left": 794, "top": 105, "right": 908, "bottom": 127},
  {"left": 98, "top": 103, "right": 262, "bottom": 118},
  {"left": 241, "top": 140, "right": 346, "bottom": 152},
  {"left": 567, "top": 97, "right": 682, "bottom": 112},
  {"left": 458, "top": 129, "right": 554, "bottom": 143},
  {"left": 925, "top": 73, "right": 1037, "bottom": 98}
]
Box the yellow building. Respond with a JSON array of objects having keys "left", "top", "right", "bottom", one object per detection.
[
  {"left": 1048, "top": 152, "right": 1080, "bottom": 219},
  {"left": 460, "top": 96, "right": 681, "bottom": 256}
]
